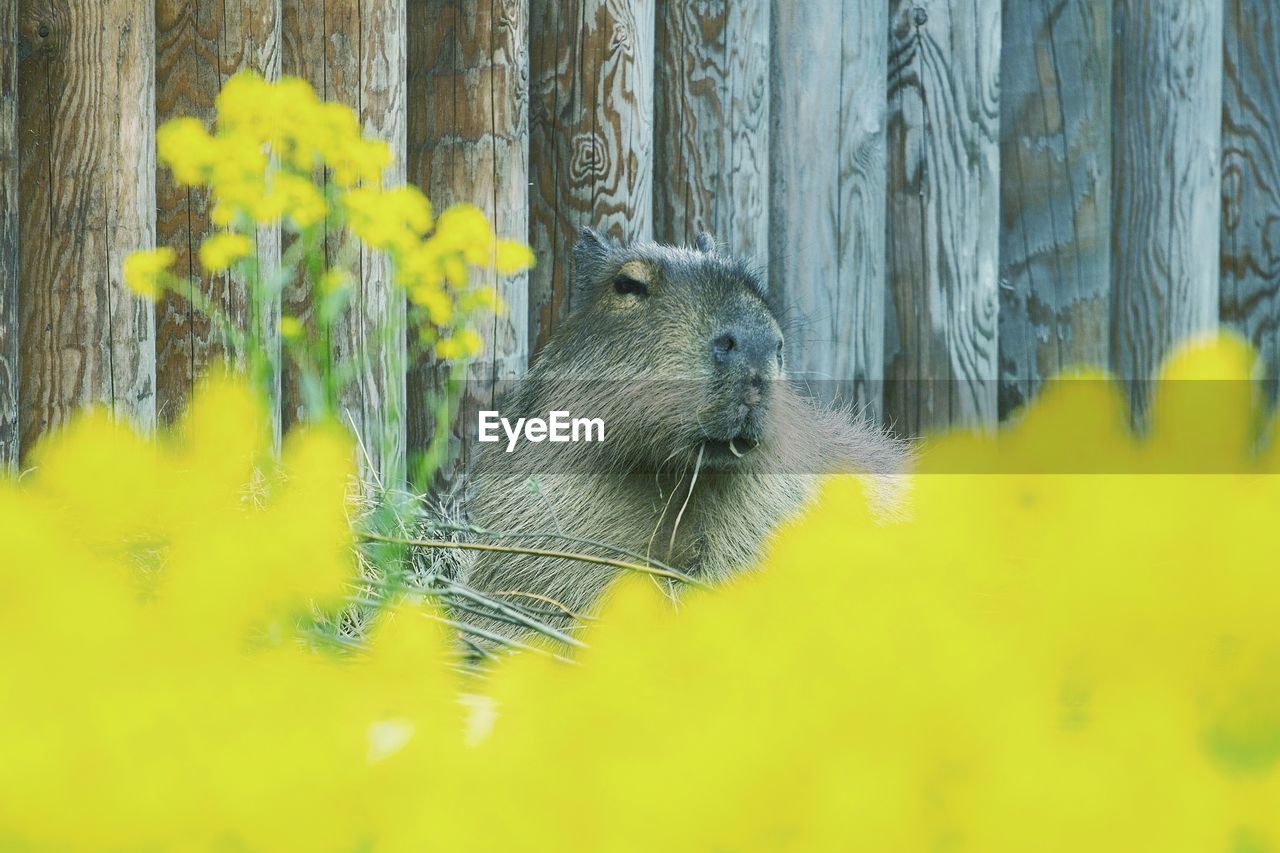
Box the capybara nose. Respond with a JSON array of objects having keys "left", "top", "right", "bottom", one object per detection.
[{"left": 711, "top": 324, "right": 782, "bottom": 373}]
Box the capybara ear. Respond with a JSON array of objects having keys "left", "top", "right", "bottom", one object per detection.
[
  {"left": 573, "top": 228, "right": 617, "bottom": 279},
  {"left": 577, "top": 226, "right": 609, "bottom": 251},
  {"left": 694, "top": 231, "right": 716, "bottom": 254}
]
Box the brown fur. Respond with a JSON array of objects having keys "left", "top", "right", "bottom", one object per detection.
[{"left": 455, "top": 231, "right": 908, "bottom": 642}]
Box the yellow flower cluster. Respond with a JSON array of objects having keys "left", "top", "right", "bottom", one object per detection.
[
  {"left": 122, "top": 247, "right": 176, "bottom": 299},
  {"left": 137, "top": 71, "right": 533, "bottom": 364},
  {"left": 5, "top": 338, "right": 1278, "bottom": 851},
  {"left": 343, "top": 192, "right": 530, "bottom": 358},
  {"left": 157, "top": 74, "right": 384, "bottom": 230},
  {"left": 199, "top": 232, "right": 254, "bottom": 273}
]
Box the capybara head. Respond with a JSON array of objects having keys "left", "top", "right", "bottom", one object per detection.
[{"left": 522, "top": 230, "right": 788, "bottom": 471}]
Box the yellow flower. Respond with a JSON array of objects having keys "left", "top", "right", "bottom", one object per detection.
[
  {"left": 122, "top": 248, "right": 176, "bottom": 299},
  {"left": 198, "top": 233, "right": 254, "bottom": 273},
  {"left": 494, "top": 239, "right": 535, "bottom": 274},
  {"left": 389, "top": 186, "right": 434, "bottom": 233},
  {"left": 342, "top": 186, "right": 432, "bottom": 253},
  {"left": 4, "top": 341, "right": 1280, "bottom": 850},
  {"left": 457, "top": 286, "right": 505, "bottom": 316},
  {"left": 319, "top": 269, "right": 351, "bottom": 294},
  {"left": 215, "top": 71, "right": 273, "bottom": 136},
  {"left": 409, "top": 283, "right": 453, "bottom": 326},
  {"left": 434, "top": 328, "right": 481, "bottom": 360},
  {"left": 333, "top": 138, "right": 393, "bottom": 188},
  {"left": 157, "top": 117, "right": 220, "bottom": 186},
  {"left": 274, "top": 172, "right": 328, "bottom": 229},
  {"left": 396, "top": 242, "right": 444, "bottom": 292},
  {"left": 279, "top": 316, "right": 303, "bottom": 339},
  {"left": 434, "top": 204, "right": 494, "bottom": 265}
]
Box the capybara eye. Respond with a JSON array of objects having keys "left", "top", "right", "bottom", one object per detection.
[
  {"left": 776, "top": 340, "right": 784, "bottom": 367},
  {"left": 613, "top": 274, "right": 649, "bottom": 298}
]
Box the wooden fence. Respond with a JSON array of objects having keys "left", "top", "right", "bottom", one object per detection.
[{"left": 1, "top": 0, "right": 1277, "bottom": 478}]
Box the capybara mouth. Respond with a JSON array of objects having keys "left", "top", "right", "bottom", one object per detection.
[{"left": 701, "top": 434, "right": 760, "bottom": 463}]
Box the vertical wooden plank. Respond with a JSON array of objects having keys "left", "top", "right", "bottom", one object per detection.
[
  {"left": 278, "top": 0, "right": 327, "bottom": 438},
  {"left": 997, "top": 0, "right": 1111, "bottom": 418},
  {"left": 527, "top": 0, "right": 654, "bottom": 354},
  {"left": 155, "top": 2, "right": 281, "bottom": 429},
  {"left": 309, "top": 0, "right": 365, "bottom": 456},
  {"left": 1221, "top": 0, "right": 1280, "bottom": 395},
  {"left": 154, "top": 0, "right": 222, "bottom": 424},
  {"left": 352, "top": 0, "right": 408, "bottom": 485},
  {"left": 770, "top": 0, "right": 887, "bottom": 413},
  {"left": 222, "top": 0, "right": 283, "bottom": 445},
  {"left": 407, "top": 0, "right": 529, "bottom": 485},
  {"left": 287, "top": 0, "right": 408, "bottom": 482},
  {"left": 1111, "top": 0, "right": 1223, "bottom": 414},
  {"left": 653, "top": 0, "right": 767, "bottom": 263},
  {"left": 885, "top": 0, "right": 1001, "bottom": 434},
  {"left": 17, "top": 0, "right": 156, "bottom": 455},
  {"left": 281, "top": 1, "right": 409, "bottom": 482},
  {"left": 0, "top": 0, "right": 17, "bottom": 467}
]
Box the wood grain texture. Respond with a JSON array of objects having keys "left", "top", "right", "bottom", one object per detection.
[
  {"left": 154, "top": 0, "right": 222, "bottom": 424},
  {"left": 527, "top": 0, "right": 654, "bottom": 354},
  {"left": 223, "top": 0, "right": 283, "bottom": 446},
  {"left": 997, "top": 0, "right": 1111, "bottom": 418},
  {"left": 654, "top": 0, "right": 767, "bottom": 263},
  {"left": 286, "top": 0, "right": 408, "bottom": 484},
  {"left": 155, "top": 0, "right": 281, "bottom": 430},
  {"left": 885, "top": 0, "right": 1002, "bottom": 434},
  {"left": 407, "top": 0, "right": 530, "bottom": 487},
  {"left": 353, "top": 0, "right": 408, "bottom": 486},
  {"left": 0, "top": 0, "right": 17, "bottom": 467},
  {"left": 278, "top": 0, "right": 326, "bottom": 437},
  {"left": 770, "top": 0, "right": 887, "bottom": 413},
  {"left": 1221, "top": 0, "right": 1280, "bottom": 394},
  {"left": 17, "top": 0, "right": 156, "bottom": 456},
  {"left": 1110, "top": 0, "right": 1222, "bottom": 414}
]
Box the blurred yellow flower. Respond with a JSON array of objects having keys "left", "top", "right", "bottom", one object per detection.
[
  {"left": 410, "top": 283, "right": 453, "bottom": 326},
  {"left": 4, "top": 340, "right": 1280, "bottom": 850},
  {"left": 153, "top": 70, "right": 527, "bottom": 372},
  {"left": 494, "top": 239, "right": 535, "bottom": 274},
  {"left": 122, "top": 247, "right": 176, "bottom": 299},
  {"left": 198, "top": 232, "right": 254, "bottom": 273},
  {"left": 434, "top": 204, "right": 493, "bottom": 266},
  {"left": 343, "top": 187, "right": 427, "bottom": 252},
  {"left": 279, "top": 316, "right": 303, "bottom": 339},
  {"left": 274, "top": 172, "right": 329, "bottom": 229},
  {"left": 157, "top": 117, "right": 220, "bottom": 186},
  {"left": 435, "top": 328, "right": 482, "bottom": 360},
  {"left": 319, "top": 269, "right": 351, "bottom": 294}
]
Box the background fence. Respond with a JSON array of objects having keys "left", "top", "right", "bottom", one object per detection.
[{"left": 1, "top": 0, "right": 1277, "bottom": 480}]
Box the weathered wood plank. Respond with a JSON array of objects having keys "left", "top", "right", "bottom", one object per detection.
[
  {"left": 278, "top": 0, "right": 327, "bottom": 437},
  {"left": 885, "top": 0, "right": 1002, "bottom": 433},
  {"left": 1111, "top": 0, "right": 1223, "bottom": 415},
  {"left": 215, "top": 0, "right": 282, "bottom": 448},
  {"left": 221, "top": 0, "right": 282, "bottom": 445},
  {"left": 527, "top": 0, "right": 654, "bottom": 354},
  {"left": 770, "top": 0, "right": 887, "bottom": 413},
  {"left": 407, "top": 0, "right": 529, "bottom": 486},
  {"left": 281, "top": 0, "right": 408, "bottom": 483},
  {"left": 1221, "top": 0, "right": 1280, "bottom": 395},
  {"left": 17, "top": 0, "right": 156, "bottom": 455},
  {"left": 0, "top": 0, "right": 17, "bottom": 467},
  {"left": 654, "top": 0, "right": 767, "bottom": 263},
  {"left": 154, "top": 0, "right": 222, "bottom": 424},
  {"left": 997, "top": 0, "right": 1111, "bottom": 418},
  {"left": 352, "top": 0, "right": 408, "bottom": 485}
]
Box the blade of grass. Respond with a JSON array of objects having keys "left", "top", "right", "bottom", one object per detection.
[{"left": 360, "top": 531, "right": 709, "bottom": 589}]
